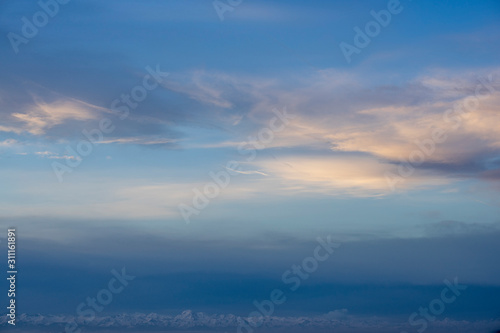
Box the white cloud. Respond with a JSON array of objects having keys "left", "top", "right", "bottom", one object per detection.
[
  {"left": 0, "top": 139, "right": 18, "bottom": 147},
  {"left": 98, "top": 137, "right": 177, "bottom": 145},
  {"left": 5, "top": 98, "right": 104, "bottom": 135},
  {"left": 251, "top": 154, "right": 451, "bottom": 196}
]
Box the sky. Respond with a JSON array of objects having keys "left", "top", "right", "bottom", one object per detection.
[{"left": 0, "top": 0, "right": 500, "bottom": 332}]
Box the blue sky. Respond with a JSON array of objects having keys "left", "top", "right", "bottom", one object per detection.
[{"left": 0, "top": 1, "right": 500, "bottom": 332}]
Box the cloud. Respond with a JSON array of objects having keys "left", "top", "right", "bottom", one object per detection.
[
  {"left": 4, "top": 98, "right": 103, "bottom": 135},
  {"left": 0, "top": 172, "right": 263, "bottom": 221},
  {"left": 423, "top": 220, "right": 500, "bottom": 237},
  {"left": 250, "top": 154, "right": 407, "bottom": 196},
  {"left": 168, "top": 67, "right": 499, "bottom": 164},
  {"left": 225, "top": 165, "right": 269, "bottom": 176},
  {"left": 245, "top": 152, "right": 457, "bottom": 196},
  {"left": 2, "top": 56, "right": 499, "bottom": 198},
  {"left": 98, "top": 137, "right": 178, "bottom": 146},
  {"left": 0, "top": 139, "right": 18, "bottom": 147},
  {"left": 165, "top": 67, "right": 500, "bottom": 195},
  {"left": 163, "top": 71, "right": 236, "bottom": 108},
  {"left": 325, "top": 92, "right": 500, "bottom": 165},
  {"left": 34, "top": 151, "right": 78, "bottom": 160}
]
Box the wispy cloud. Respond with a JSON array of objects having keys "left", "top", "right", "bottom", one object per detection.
[
  {"left": 5, "top": 98, "right": 103, "bottom": 135},
  {"left": 34, "top": 151, "right": 77, "bottom": 160},
  {"left": 0, "top": 139, "right": 18, "bottom": 147},
  {"left": 98, "top": 137, "right": 178, "bottom": 145}
]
